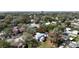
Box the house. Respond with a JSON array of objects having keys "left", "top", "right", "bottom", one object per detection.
[
  {"left": 34, "top": 32, "right": 48, "bottom": 42},
  {"left": 31, "top": 19, "right": 35, "bottom": 23},
  {"left": 72, "top": 30, "right": 78, "bottom": 35},
  {"left": 0, "top": 31, "right": 5, "bottom": 36},
  {"left": 68, "top": 41, "right": 77, "bottom": 48},
  {"left": 64, "top": 28, "right": 72, "bottom": 35},
  {"left": 0, "top": 31, "right": 6, "bottom": 40},
  {"left": 65, "top": 28, "right": 71, "bottom": 32},
  {"left": 71, "top": 18, "right": 79, "bottom": 28},
  {"left": 65, "top": 28, "right": 79, "bottom": 37},
  {"left": 0, "top": 19, "right": 5, "bottom": 22},
  {"left": 30, "top": 23, "right": 40, "bottom": 28},
  {"left": 59, "top": 45, "right": 64, "bottom": 48},
  {"left": 45, "top": 21, "right": 56, "bottom": 25},
  {"left": 69, "top": 30, "right": 79, "bottom": 37},
  {"left": 45, "top": 22, "right": 51, "bottom": 25},
  {"left": 69, "top": 37, "right": 74, "bottom": 40},
  {"left": 51, "top": 21, "right": 57, "bottom": 24}
]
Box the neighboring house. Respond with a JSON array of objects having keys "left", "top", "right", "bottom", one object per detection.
[
  {"left": 0, "top": 31, "right": 5, "bottom": 36},
  {"left": 64, "top": 28, "right": 79, "bottom": 41},
  {"left": 72, "top": 30, "right": 78, "bottom": 35},
  {"left": 34, "top": 32, "right": 48, "bottom": 42},
  {"left": 64, "top": 28, "right": 72, "bottom": 36},
  {"left": 69, "top": 37, "right": 74, "bottom": 40},
  {"left": 65, "top": 28, "right": 71, "bottom": 33},
  {"left": 68, "top": 30, "right": 79, "bottom": 37},
  {"left": 0, "top": 19, "right": 5, "bottom": 22},
  {"left": 30, "top": 19, "right": 35, "bottom": 23},
  {"left": 30, "top": 23, "right": 40, "bottom": 28},
  {"left": 71, "top": 18, "right": 79, "bottom": 28},
  {"left": 51, "top": 21, "right": 57, "bottom": 24},
  {"left": 45, "top": 22, "right": 51, "bottom": 25},
  {"left": 45, "top": 21, "right": 56, "bottom": 25},
  {"left": 71, "top": 30, "right": 78, "bottom": 37},
  {"left": 0, "top": 31, "right": 6, "bottom": 40},
  {"left": 59, "top": 45, "right": 64, "bottom": 48},
  {"left": 68, "top": 41, "right": 77, "bottom": 48},
  {"left": 65, "top": 28, "right": 79, "bottom": 37}
]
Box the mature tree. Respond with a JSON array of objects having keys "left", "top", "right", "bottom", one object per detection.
[
  {"left": 4, "top": 15, "right": 13, "bottom": 24},
  {"left": 23, "top": 32, "right": 40, "bottom": 48},
  {"left": 44, "top": 16, "right": 53, "bottom": 22},
  {"left": 25, "top": 39, "right": 40, "bottom": 48},
  {"left": 37, "top": 25, "right": 48, "bottom": 33},
  {"left": 65, "top": 21, "right": 71, "bottom": 27},
  {"left": 19, "top": 15, "right": 30, "bottom": 24},
  {"left": 46, "top": 24, "right": 56, "bottom": 32},
  {"left": 3, "top": 27, "right": 12, "bottom": 35},
  {"left": 0, "top": 40, "right": 11, "bottom": 48},
  {"left": 26, "top": 27, "right": 37, "bottom": 34},
  {"left": 0, "top": 22, "right": 8, "bottom": 31},
  {"left": 23, "top": 32, "right": 33, "bottom": 41}
]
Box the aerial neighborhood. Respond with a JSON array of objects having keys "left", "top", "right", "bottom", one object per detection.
[{"left": 0, "top": 11, "right": 79, "bottom": 48}]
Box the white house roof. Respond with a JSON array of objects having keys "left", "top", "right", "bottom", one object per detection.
[
  {"left": 34, "top": 32, "right": 47, "bottom": 42},
  {"left": 45, "top": 22, "right": 51, "bottom": 25},
  {"left": 59, "top": 45, "right": 64, "bottom": 48},
  {"left": 31, "top": 19, "right": 35, "bottom": 22},
  {"left": 69, "top": 37, "right": 74, "bottom": 40},
  {"left": 66, "top": 28, "right": 71, "bottom": 31},
  {"left": 51, "top": 21, "right": 56, "bottom": 24},
  {"left": 68, "top": 41, "right": 77, "bottom": 48},
  {"left": 30, "top": 23, "right": 40, "bottom": 28},
  {"left": 71, "top": 30, "right": 78, "bottom": 35},
  {"left": 0, "top": 31, "right": 5, "bottom": 36}
]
